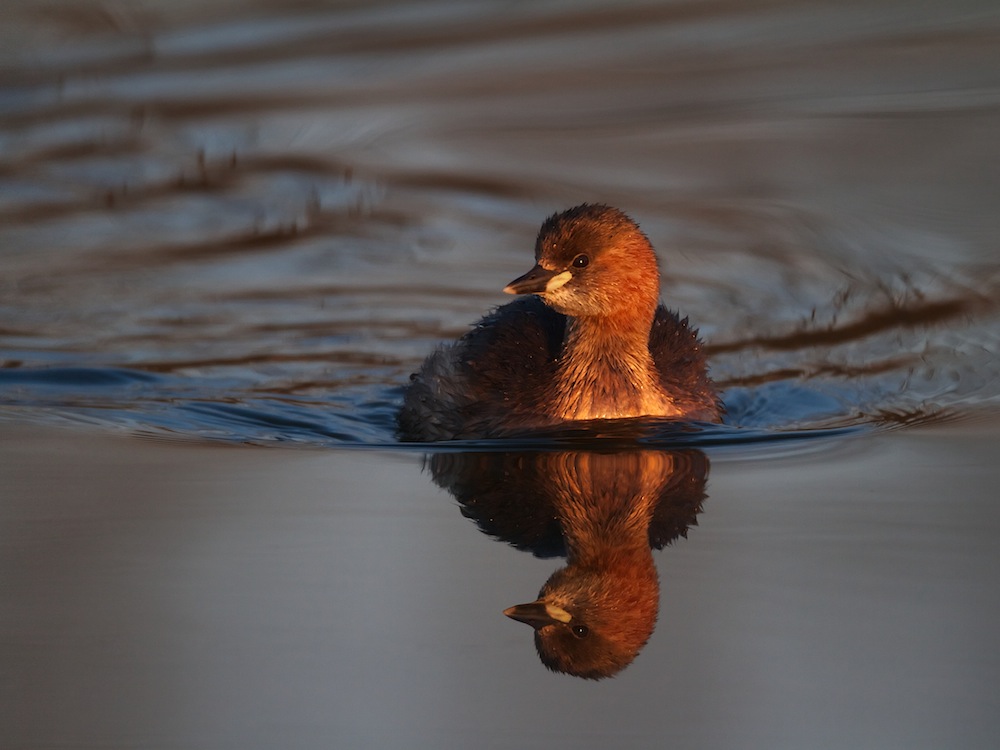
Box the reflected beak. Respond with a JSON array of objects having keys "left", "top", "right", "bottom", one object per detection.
[
  {"left": 503, "top": 264, "right": 572, "bottom": 295},
  {"left": 503, "top": 600, "right": 572, "bottom": 630}
]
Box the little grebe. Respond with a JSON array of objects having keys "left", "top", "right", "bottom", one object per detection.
[{"left": 398, "top": 204, "right": 721, "bottom": 440}]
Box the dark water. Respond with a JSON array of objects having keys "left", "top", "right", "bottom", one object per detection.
[
  {"left": 2, "top": 0, "right": 999, "bottom": 442},
  {"left": 2, "top": 1, "right": 1000, "bottom": 747}
]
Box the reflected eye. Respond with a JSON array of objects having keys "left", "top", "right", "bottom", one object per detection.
[
  {"left": 571, "top": 625, "right": 589, "bottom": 638},
  {"left": 572, "top": 254, "right": 589, "bottom": 269}
]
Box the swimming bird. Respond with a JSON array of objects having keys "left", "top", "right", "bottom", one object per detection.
[{"left": 398, "top": 204, "right": 721, "bottom": 440}]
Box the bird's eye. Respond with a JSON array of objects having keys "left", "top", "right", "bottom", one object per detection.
[
  {"left": 571, "top": 625, "right": 590, "bottom": 638},
  {"left": 572, "top": 254, "right": 589, "bottom": 269}
]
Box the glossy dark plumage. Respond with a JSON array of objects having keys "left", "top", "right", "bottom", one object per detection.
[{"left": 399, "top": 296, "right": 718, "bottom": 440}]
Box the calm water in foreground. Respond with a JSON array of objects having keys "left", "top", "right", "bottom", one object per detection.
[{"left": 2, "top": 1, "right": 1000, "bottom": 747}]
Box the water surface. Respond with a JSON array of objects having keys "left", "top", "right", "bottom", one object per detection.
[
  {"left": 2, "top": 1, "right": 1000, "bottom": 747},
  {"left": 2, "top": 0, "right": 999, "bottom": 441}
]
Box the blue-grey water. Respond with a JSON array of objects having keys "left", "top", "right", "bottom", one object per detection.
[{"left": 2, "top": 1, "right": 999, "bottom": 748}]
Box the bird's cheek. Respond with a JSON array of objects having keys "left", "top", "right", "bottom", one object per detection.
[{"left": 542, "top": 286, "right": 583, "bottom": 315}]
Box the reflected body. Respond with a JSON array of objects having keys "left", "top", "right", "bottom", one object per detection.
[
  {"left": 399, "top": 205, "right": 722, "bottom": 440},
  {"left": 431, "top": 449, "right": 709, "bottom": 678}
]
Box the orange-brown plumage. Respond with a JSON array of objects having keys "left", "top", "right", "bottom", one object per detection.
[
  {"left": 399, "top": 204, "right": 721, "bottom": 440},
  {"left": 502, "top": 452, "right": 669, "bottom": 679}
]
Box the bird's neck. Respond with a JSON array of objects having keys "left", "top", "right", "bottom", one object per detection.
[
  {"left": 553, "top": 309, "right": 673, "bottom": 421},
  {"left": 557, "top": 474, "right": 659, "bottom": 577}
]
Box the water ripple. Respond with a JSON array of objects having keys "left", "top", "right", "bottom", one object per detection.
[{"left": 2, "top": 0, "right": 999, "bottom": 452}]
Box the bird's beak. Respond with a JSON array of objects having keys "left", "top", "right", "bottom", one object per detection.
[
  {"left": 503, "top": 264, "right": 572, "bottom": 295},
  {"left": 503, "top": 599, "right": 572, "bottom": 630}
]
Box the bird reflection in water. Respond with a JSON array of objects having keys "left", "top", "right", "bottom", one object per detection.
[{"left": 428, "top": 449, "right": 709, "bottom": 679}]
